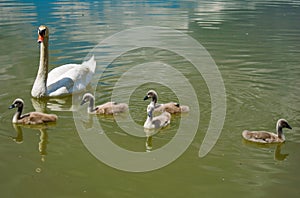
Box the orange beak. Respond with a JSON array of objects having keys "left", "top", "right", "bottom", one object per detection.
[{"left": 37, "top": 34, "right": 44, "bottom": 43}]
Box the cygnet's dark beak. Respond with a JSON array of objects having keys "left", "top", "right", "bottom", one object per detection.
[
  {"left": 8, "top": 104, "right": 15, "bottom": 109},
  {"left": 80, "top": 100, "right": 86, "bottom": 106},
  {"left": 286, "top": 123, "right": 292, "bottom": 130},
  {"left": 144, "top": 95, "right": 149, "bottom": 101}
]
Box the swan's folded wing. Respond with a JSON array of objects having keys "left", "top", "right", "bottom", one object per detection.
[
  {"left": 47, "top": 56, "right": 96, "bottom": 81},
  {"left": 47, "top": 64, "right": 79, "bottom": 84},
  {"left": 46, "top": 57, "right": 96, "bottom": 96}
]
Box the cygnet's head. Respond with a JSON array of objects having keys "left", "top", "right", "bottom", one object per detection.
[
  {"left": 144, "top": 90, "right": 158, "bottom": 102},
  {"left": 277, "top": 119, "right": 292, "bottom": 130},
  {"left": 80, "top": 93, "right": 94, "bottom": 105},
  {"left": 9, "top": 98, "right": 24, "bottom": 109}
]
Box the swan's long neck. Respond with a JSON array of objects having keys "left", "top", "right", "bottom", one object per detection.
[
  {"left": 87, "top": 96, "right": 95, "bottom": 113},
  {"left": 31, "top": 38, "right": 49, "bottom": 98},
  {"left": 276, "top": 122, "right": 285, "bottom": 140},
  {"left": 12, "top": 105, "right": 23, "bottom": 123}
]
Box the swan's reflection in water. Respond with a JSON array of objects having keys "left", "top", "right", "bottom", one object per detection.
[
  {"left": 31, "top": 92, "right": 84, "bottom": 112},
  {"left": 242, "top": 139, "right": 289, "bottom": 161},
  {"left": 11, "top": 123, "right": 55, "bottom": 162}
]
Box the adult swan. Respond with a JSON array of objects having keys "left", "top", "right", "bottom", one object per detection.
[{"left": 31, "top": 25, "right": 96, "bottom": 98}]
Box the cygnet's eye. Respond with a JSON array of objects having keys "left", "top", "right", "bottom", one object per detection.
[{"left": 14, "top": 101, "right": 21, "bottom": 106}]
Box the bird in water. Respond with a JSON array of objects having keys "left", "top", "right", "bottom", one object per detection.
[
  {"left": 143, "top": 101, "right": 171, "bottom": 129},
  {"left": 242, "top": 119, "right": 292, "bottom": 143},
  {"left": 80, "top": 93, "right": 128, "bottom": 114},
  {"left": 143, "top": 90, "right": 189, "bottom": 114},
  {"left": 143, "top": 90, "right": 171, "bottom": 129},
  {"left": 9, "top": 98, "right": 57, "bottom": 125},
  {"left": 31, "top": 25, "right": 96, "bottom": 98}
]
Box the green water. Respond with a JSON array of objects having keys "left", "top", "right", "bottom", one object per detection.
[{"left": 0, "top": 0, "right": 300, "bottom": 197}]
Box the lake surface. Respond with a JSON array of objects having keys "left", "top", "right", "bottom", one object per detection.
[{"left": 0, "top": 0, "right": 300, "bottom": 197}]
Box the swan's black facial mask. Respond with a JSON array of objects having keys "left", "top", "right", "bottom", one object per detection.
[
  {"left": 37, "top": 28, "right": 47, "bottom": 43},
  {"left": 38, "top": 29, "right": 46, "bottom": 36}
]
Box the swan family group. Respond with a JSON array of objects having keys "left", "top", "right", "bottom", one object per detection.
[
  {"left": 8, "top": 25, "right": 292, "bottom": 145},
  {"left": 9, "top": 25, "right": 189, "bottom": 129}
]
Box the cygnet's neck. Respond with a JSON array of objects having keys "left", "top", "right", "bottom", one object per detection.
[
  {"left": 151, "top": 95, "right": 158, "bottom": 104},
  {"left": 87, "top": 96, "right": 96, "bottom": 113},
  {"left": 12, "top": 105, "right": 23, "bottom": 123},
  {"left": 146, "top": 102, "right": 155, "bottom": 120},
  {"left": 276, "top": 122, "right": 285, "bottom": 140},
  {"left": 144, "top": 110, "right": 153, "bottom": 129},
  {"left": 147, "top": 109, "right": 153, "bottom": 120}
]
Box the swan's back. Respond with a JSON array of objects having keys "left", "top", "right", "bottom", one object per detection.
[{"left": 47, "top": 56, "right": 96, "bottom": 96}]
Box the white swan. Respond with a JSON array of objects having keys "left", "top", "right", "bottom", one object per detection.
[{"left": 31, "top": 25, "right": 96, "bottom": 98}]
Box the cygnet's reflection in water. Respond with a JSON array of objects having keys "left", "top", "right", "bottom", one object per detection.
[
  {"left": 242, "top": 139, "right": 289, "bottom": 161},
  {"left": 11, "top": 123, "right": 55, "bottom": 162},
  {"left": 144, "top": 127, "right": 169, "bottom": 152},
  {"left": 81, "top": 113, "right": 130, "bottom": 130},
  {"left": 81, "top": 114, "right": 94, "bottom": 129},
  {"left": 274, "top": 143, "right": 289, "bottom": 161}
]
